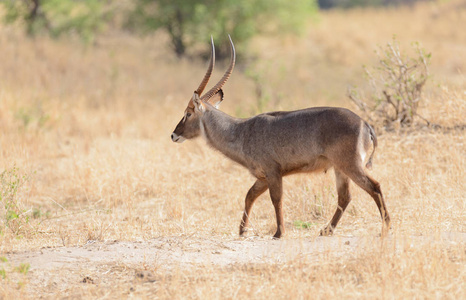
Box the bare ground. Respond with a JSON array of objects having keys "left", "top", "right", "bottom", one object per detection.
[{"left": 3, "top": 232, "right": 465, "bottom": 298}]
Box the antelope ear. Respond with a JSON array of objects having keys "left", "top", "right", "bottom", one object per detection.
[
  {"left": 208, "top": 89, "right": 224, "bottom": 108},
  {"left": 192, "top": 92, "right": 205, "bottom": 112}
]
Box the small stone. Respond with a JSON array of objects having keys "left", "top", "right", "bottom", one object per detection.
[{"left": 82, "top": 276, "right": 94, "bottom": 284}]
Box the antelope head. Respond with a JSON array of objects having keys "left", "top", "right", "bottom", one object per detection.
[{"left": 171, "top": 36, "right": 236, "bottom": 143}]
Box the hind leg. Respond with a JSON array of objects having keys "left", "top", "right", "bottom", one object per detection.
[
  {"left": 320, "top": 169, "right": 352, "bottom": 236},
  {"left": 344, "top": 167, "right": 391, "bottom": 235}
]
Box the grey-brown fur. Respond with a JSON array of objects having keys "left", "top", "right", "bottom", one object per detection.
[{"left": 171, "top": 37, "right": 390, "bottom": 239}]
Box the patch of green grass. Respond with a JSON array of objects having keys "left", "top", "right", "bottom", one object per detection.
[
  {"left": 1, "top": 166, "right": 30, "bottom": 235},
  {"left": 32, "top": 207, "right": 50, "bottom": 219},
  {"left": 16, "top": 263, "right": 30, "bottom": 275},
  {"left": 15, "top": 105, "right": 51, "bottom": 130},
  {"left": 293, "top": 220, "right": 316, "bottom": 229}
]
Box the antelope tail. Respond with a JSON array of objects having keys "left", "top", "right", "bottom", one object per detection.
[{"left": 366, "top": 122, "right": 377, "bottom": 169}]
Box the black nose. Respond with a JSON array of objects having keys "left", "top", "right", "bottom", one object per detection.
[{"left": 171, "top": 133, "right": 175, "bottom": 140}]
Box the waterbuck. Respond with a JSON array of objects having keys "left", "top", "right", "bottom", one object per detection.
[{"left": 171, "top": 37, "right": 390, "bottom": 238}]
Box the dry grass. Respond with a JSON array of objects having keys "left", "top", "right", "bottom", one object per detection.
[{"left": 0, "top": 1, "right": 465, "bottom": 299}]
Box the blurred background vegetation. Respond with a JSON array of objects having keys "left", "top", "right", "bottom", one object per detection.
[
  {"left": 2, "top": 0, "right": 318, "bottom": 57},
  {"left": 0, "top": 0, "right": 464, "bottom": 128},
  {"left": 1, "top": 0, "right": 430, "bottom": 57}
]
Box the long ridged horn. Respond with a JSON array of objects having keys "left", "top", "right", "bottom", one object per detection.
[
  {"left": 201, "top": 35, "right": 235, "bottom": 101},
  {"left": 195, "top": 36, "right": 215, "bottom": 95}
]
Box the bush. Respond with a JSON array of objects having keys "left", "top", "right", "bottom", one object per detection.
[{"left": 348, "top": 38, "right": 431, "bottom": 129}]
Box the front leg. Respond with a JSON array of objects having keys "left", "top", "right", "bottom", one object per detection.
[
  {"left": 239, "top": 179, "right": 268, "bottom": 236},
  {"left": 267, "top": 173, "right": 284, "bottom": 239}
]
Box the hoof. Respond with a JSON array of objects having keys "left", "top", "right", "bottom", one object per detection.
[
  {"left": 239, "top": 227, "right": 250, "bottom": 237},
  {"left": 319, "top": 227, "right": 334, "bottom": 236},
  {"left": 272, "top": 225, "right": 285, "bottom": 239},
  {"left": 272, "top": 232, "right": 282, "bottom": 239}
]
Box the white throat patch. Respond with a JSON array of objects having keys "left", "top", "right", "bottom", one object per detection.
[{"left": 199, "top": 118, "right": 207, "bottom": 141}]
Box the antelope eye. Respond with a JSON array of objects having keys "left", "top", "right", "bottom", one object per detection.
[{"left": 186, "top": 113, "right": 192, "bottom": 117}]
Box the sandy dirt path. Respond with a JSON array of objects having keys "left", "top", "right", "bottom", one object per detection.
[
  {"left": 3, "top": 233, "right": 464, "bottom": 296},
  {"left": 6, "top": 232, "right": 465, "bottom": 270}
]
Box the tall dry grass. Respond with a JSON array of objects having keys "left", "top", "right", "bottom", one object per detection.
[{"left": 0, "top": 1, "right": 465, "bottom": 298}]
